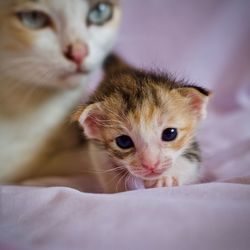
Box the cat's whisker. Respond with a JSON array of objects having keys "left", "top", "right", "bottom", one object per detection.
[
  {"left": 109, "top": 170, "right": 124, "bottom": 187},
  {"left": 20, "top": 86, "right": 38, "bottom": 104},
  {"left": 78, "top": 165, "right": 125, "bottom": 175},
  {"left": 0, "top": 58, "right": 36, "bottom": 70},
  {"left": 102, "top": 167, "right": 125, "bottom": 173},
  {"left": 0, "top": 58, "right": 52, "bottom": 74},
  {"left": 3, "top": 56, "right": 60, "bottom": 65},
  {"left": 0, "top": 58, "right": 61, "bottom": 85},
  {"left": 0, "top": 80, "right": 42, "bottom": 106},
  {"left": 131, "top": 167, "right": 143, "bottom": 171},
  {"left": 0, "top": 80, "right": 22, "bottom": 97},
  {"left": 124, "top": 172, "right": 131, "bottom": 191},
  {"left": 40, "top": 70, "right": 58, "bottom": 85},
  {"left": 115, "top": 171, "right": 127, "bottom": 192},
  {"left": 7, "top": 75, "right": 46, "bottom": 104},
  {"left": 95, "top": 166, "right": 125, "bottom": 174}
]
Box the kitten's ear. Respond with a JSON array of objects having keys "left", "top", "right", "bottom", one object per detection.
[
  {"left": 72, "top": 103, "right": 104, "bottom": 139},
  {"left": 174, "top": 86, "right": 212, "bottom": 119},
  {"left": 103, "top": 53, "right": 131, "bottom": 75}
]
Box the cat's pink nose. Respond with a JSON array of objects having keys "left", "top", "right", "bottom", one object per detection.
[{"left": 64, "top": 42, "right": 88, "bottom": 67}]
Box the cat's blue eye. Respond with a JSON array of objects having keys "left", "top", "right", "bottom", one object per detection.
[
  {"left": 115, "top": 135, "right": 134, "bottom": 149},
  {"left": 17, "top": 11, "right": 50, "bottom": 30},
  {"left": 87, "top": 2, "right": 113, "bottom": 25},
  {"left": 162, "top": 128, "right": 178, "bottom": 142}
]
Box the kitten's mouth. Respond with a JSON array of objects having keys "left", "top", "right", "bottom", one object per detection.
[
  {"left": 131, "top": 169, "right": 167, "bottom": 181},
  {"left": 142, "top": 173, "right": 165, "bottom": 181},
  {"left": 145, "top": 172, "right": 164, "bottom": 178}
]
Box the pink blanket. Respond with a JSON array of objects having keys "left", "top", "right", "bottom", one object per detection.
[{"left": 1, "top": 0, "right": 250, "bottom": 249}]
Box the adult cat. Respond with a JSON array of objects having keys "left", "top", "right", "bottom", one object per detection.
[{"left": 0, "top": 0, "right": 121, "bottom": 183}]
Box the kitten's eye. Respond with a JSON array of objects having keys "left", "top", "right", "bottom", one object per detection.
[
  {"left": 162, "top": 128, "right": 178, "bottom": 142},
  {"left": 115, "top": 135, "right": 134, "bottom": 149},
  {"left": 17, "top": 11, "right": 50, "bottom": 30},
  {"left": 87, "top": 2, "right": 113, "bottom": 25}
]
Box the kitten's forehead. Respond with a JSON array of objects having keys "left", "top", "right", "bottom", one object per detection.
[
  {"left": 102, "top": 87, "right": 164, "bottom": 131},
  {"left": 101, "top": 74, "right": 193, "bottom": 129},
  {"left": 116, "top": 77, "right": 165, "bottom": 114}
]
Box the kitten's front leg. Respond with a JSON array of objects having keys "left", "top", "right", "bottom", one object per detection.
[{"left": 144, "top": 156, "right": 200, "bottom": 188}]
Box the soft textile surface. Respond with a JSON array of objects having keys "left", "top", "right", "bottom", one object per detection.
[
  {"left": 1, "top": 184, "right": 250, "bottom": 250},
  {"left": 1, "top": 0, "right": 250, "bottom": 249}
]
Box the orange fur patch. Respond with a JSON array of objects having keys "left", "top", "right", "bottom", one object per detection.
[{"left": 0, "top": 9, "right": 34, "bottom": 51}]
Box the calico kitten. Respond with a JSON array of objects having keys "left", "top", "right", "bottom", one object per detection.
[
  {"left": 73, "top": 55, "right": 211, "bottom": 192},
  {"left": 0, "top": 0, "right": 121, "bottom": 183}
]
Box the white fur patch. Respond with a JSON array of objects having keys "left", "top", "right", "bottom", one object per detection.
[{"left": 0, "top": 0, "right": 121, "bottom": 182}]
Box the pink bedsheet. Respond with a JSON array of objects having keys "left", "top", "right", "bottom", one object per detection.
[{"left": 1, "top": 0, "right": 250, "bottom": 249}]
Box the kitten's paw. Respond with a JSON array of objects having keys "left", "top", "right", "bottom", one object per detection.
[
  {"left": 155, "top": 176, "right": 180, "bottom": 187},
  {"left": 144, "top": 176, "right": 180, "bottom": 188}
]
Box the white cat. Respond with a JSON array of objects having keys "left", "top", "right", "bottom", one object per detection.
[{"left": 0, "top": 0, "right": 121, "bottom": 183}]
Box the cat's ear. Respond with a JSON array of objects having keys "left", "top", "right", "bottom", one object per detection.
[
  {"left": 72, "top": 103, "right": 104, "bottom": 139},
  {"left": 174, "top": 86, "right": 212, "bottom": 119}
]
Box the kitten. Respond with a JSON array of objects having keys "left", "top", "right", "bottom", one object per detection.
[
  {"left": 73, "top": 55, "right": 211, "bottom": 193},
  {"left": 0, "top": 0, "right": 121, "bottom": 183}
]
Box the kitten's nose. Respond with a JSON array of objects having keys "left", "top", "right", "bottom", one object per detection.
[
  {"left": 142, "top": 160, "right": 160, "bottom": 172},
  {"left": 64, "top": 42, "right": 88, "bottom": 67}
]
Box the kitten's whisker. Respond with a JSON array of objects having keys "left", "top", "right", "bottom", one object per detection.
[
  {"left": 96, "top": 166, "right": 125, "bottom": 174},
  {"left": 102, "top": 167, "right": 125, "bottom": 173},
  {"left": 109, "top": 170, "right": 124, "bottom": 187},
  {"left": 124, "top": 172, "right": 131, "bottom": 191},
  {"left": 115, "top": 171, "right": 127, "bottom": 192},
  {"left": 77, "top": 166, "right": 124, "bottom": 175}
]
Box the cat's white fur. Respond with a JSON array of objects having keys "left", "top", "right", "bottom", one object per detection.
[{"left": 0, "top": 0, "right": 121, "bottom": 183}]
